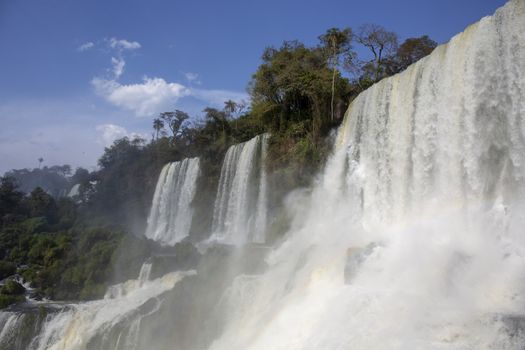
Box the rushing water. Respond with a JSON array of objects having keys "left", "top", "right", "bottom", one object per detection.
[
  {"left": 212, "top": 134, "right": 269, "bottom": 245},
  {"left": 209, "top": 1, "right": 525, "bottom": 349},
  {"left": 1, "top": 1, "right": 524, "bottom": 349},
  {"left": 145, "top": 158, "right": 200, "bottom": 245},
  {"left": 0, "top": 265, "right": 194, "bottom": 350}
]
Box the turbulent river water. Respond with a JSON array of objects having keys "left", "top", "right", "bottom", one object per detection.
[{"left": 1, "top": 0, "right": 525, "bottom": 349}]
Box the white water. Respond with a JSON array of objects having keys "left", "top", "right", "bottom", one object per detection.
[
  {"left": 26, "top": 269, "right": 194, "bottom": 350},
  {"left": 0, "top": 312, "right": 26, "bottom": 347},
  {"left": 137, "top": 262, "right": 153, "bottom": 283},
  {"left": 2, "top": 2, "right": 524, "bottom": 349},
  {"left": 104, "top": 262, "right": 153, "bottom": 299},
  {"left": 209, "top": 1, "right": 525, "bottom": 349},
  {"left": 212, "top": 134, "right": 269, "bottom": 244},
  {"left": 145, "top": 158, "right": 200, "bottom": 245},
  {"left": 67, "top": 184, "right": 80, "bottom": 198}
]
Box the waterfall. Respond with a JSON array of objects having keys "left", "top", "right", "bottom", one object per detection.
[
  {"left": 331, "top": 2, "right": 525, "bottom": 225},
  {"left": 5, "top": 1, "right": 525, "bottom": 349},
  {"left": 208, "top": 1, "right": 525, "bottom": 349},
  {"left": 145, "top": 158, "right": 200, "bottom": 245},
  {"left": 0, "top": 312, "right": 27, "bottom": 349},
  {"left": 212, "top": 134, "right": 269, "bottom": 245},
  {"left": 137, "top": 262, "right": 153, "bottom": 284},
  {"left": 104, "top": 261, "right": 154, "bottom": 299},
  {"left": 0, "top": 270, "right": 195, "bottom": 350}
]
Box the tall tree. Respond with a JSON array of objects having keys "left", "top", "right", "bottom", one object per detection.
[
  {"left": 152, "top": 118, "right": 165, "bottom": 140},
  {"left": 38, "top": 157, "right": 44, "bottom": 169},
  {"left": 319, "top": 27, "right": 353, "bottom": 122},
  {"left": 356, "top": 24, "right": 398, "bottom": 81},
  {"left": 0, "top": 176, "right": 24, "bottom": 221},
  {"left": 224, "top": 100, "right": 238, "bottom": 118},
  {"left": 393, "top": 35, "right": 437, "bottom": 73},
  {"left": 204, "top": 107, "right": 229, "bottom": 135},
  {"left": 250, "top": 40, "right": 351, "bottom": 135},
  {"left": 27, "top": 187, "right": 57, "bottom": 222},
  {"left": 236, "top": 100, "right": 247, "bottom": 116},
  {"left": 160, "top": 110, "right": 190, "bottom": 140}
]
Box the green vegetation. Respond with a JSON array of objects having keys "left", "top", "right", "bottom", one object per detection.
[
  {"left": 0, "top": 176, "right": 155, "bottom": 308},
  {"left": 0, "top": 280, "right": 25, "bottom": 309},
  {"left": 0, "top": 24, "right": 437, "bottom": 309},
  {"left": 0, "top": 294, "right": 25, "bottom": 309}
]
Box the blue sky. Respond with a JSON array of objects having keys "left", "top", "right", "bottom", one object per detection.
[{"left": 0, "top": 0, "right": 507, "bottom": 174}]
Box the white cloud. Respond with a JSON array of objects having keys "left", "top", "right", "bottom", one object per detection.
[
  {"left": 111, "top": 56, "right": 126, "bottom": 78},
  {"left": 92, "top": 75, "right": 249, "bottom": 117},
  {"left": 108, "top": 37, "right": 141, "bottom": 51},
  {"left": 96, "top": 124, "right": 148, "bottom": 146},
  {"left": 184, "top": 72, "right": 201, "bottom": 84},
  {"left": 96, "top": 124, "right": 126, "bottom": 146},
  {"left": 92, "top": 77, "right": 190, "bottom": 117},
  {"left": 77, "top": 42, "right": 94, "bottom": 52},
  {"left": 89, "top": 39, "right": 248, "bottom": 117}
]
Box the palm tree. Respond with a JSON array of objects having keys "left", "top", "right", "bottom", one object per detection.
[
  {"left": 224, "top": 100, "right": 237, "bottom": 118},
  {"left": 37, "top": 157, "right": 43, "bottom": 169}
]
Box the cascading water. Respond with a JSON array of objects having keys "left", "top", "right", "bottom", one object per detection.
[
  {"left": 2, "top": 2, "right": 524, "bottom": 349},
  {"left": 0, "top": 267, "right": 195, "bottom": 350},
  {"left": 208, "top": 1, "right": 525, "bottom": 349},
  {"left": 212, "top": 134, "right": 269, "bottom": 245},
  {"left": 145, "top": 158, "right": 200, "bottom": 245}
]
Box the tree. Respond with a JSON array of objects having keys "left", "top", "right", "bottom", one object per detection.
[
  {"left": 250, "top": 40, "right": 351, "bottom": 134},
  {"left": 160, "top": 110, "right": 190, "bottom": 140},
  {"left": 236, "top": 100, "right": 247, "bottom": 116},
  {"left": 152, "top": 118, "right": 165, "bottom": 140},
  {"left": 224, "top": 100, "right": 237, "bottom": 118},
  {"left": 356, "top": 24, "right": 398, "bottom": 81},
  {"left": 71, "top": 168, "right": 90, "bottom": 184},
  {"left": 38, "top": 158, "right": 44, "bottom": 169},
  {"left": 204, "top": 107, "right": 229, "bottom": 135},
  {"left": 0, "top": 176, "right": 24, "bottom": 221},
  {"left": 319, "top": 27, "right": 354, "bottom": 122},
  {"left": 392, "top": 35, "right": 437, "bottom": 73},
  {"left": 98, "top": 138, "right": 143, "bottom": 169},
  {"left": 26, "top": 187, "right": 57, "bottom": 223}
]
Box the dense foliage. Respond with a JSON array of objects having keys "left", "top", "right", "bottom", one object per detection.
[{"left": 0, "top": 176, "right": 154, "bottom": 306}]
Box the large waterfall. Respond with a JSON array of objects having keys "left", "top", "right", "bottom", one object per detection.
[
  {"left": 1, "top": 1, "right": 524, "bottom": 349},
  {"left": 145, "top": 158, "right": 200, "bottom": 245},
  {"left": 212, "top": 134, "right": 269, "bottom": 245},
  {"left": 209, "top": 1, "right": 525, "bottom": 349}
]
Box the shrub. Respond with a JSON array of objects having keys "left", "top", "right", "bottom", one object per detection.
[{"left": 0, "top": 260, "right": 16, "bottom": 280}]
